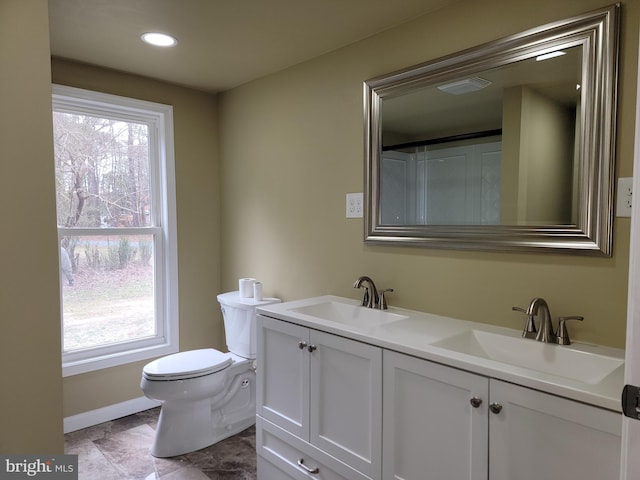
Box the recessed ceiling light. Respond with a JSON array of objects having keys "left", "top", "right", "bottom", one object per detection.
[
  {"left": 141, "top": 32, "right": 178, "bottom": 47},
  {"left": 535, "top": 50, "right": 565, "bottom": 61}
]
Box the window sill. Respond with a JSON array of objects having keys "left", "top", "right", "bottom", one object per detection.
[{"left": 62, "top": 342, "right": 178, "bottom": 377}]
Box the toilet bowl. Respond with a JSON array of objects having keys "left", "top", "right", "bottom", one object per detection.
[{"left": 140, "top": 291, "right": 279, "bottom": 457}]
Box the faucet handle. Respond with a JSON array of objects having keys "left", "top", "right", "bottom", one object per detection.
[
  {"left": 556, "top": 316, "right": 584, "bottom": 345},
  {"left": 378, "top": 288, "right": 394, "bottom": 310},
  {"left": 512, "top": 306, "right": 537, "bottom": 338}
]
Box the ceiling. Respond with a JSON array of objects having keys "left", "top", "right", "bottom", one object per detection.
[
  {"left": 382, "top": 46, "right": 582, "bottom": 142},
  {"left": 48, "top": 0, "right": 462, "bottom": 93}
]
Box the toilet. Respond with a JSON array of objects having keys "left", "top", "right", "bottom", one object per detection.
[{"left": 140, "top": 291, "right": 280, "bottom": 457}]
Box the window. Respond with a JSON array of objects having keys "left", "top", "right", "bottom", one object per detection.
[{"left": 52, "top": 85, "right": 178, "bottom": 376}]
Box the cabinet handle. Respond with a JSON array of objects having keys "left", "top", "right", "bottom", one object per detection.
[
  {"left": 307, "top": 344, "right": 317, "bottom": 353},
  {"left": 470, "top": 397, "right": 483, "bottom": 408},
  {"left": 489, "top": 402, "right": 503, "bottom": 414},
  {"left": 297, "top": 458, "right": 319, "bottom": 474},
  {"left": 298, "top": 340, "right": 307, "bottom": 350}
]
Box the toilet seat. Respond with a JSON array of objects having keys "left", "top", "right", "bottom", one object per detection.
[{"left": 143, "top": 348, "right": 233, "bottom": 381}]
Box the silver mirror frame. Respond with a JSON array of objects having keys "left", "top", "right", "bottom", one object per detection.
[{"left": 364, "top": 4, "right": 620, "bottom": 256}]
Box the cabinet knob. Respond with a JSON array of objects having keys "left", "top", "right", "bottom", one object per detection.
[
  {"left": 298, "top": 340, "right": 307, "bottom": 350},
  {"left": 297, "top": 458, "right": 319, "bottom": 474},
  {"left": 489, "top": 402, "right": 503, "bottom": 414},
  {"left": 470, "top": 397, "right": 483, "bottom": 408},
  {"left": 307, "top": 344, "right": 317, "bottom": 353}
]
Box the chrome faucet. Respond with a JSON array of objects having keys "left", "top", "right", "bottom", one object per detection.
[
  {"left": 353, "top": 276, "right": 379, "bottom": 308},
  {"left": 353, "top": 276, "right": 393, "bottom": 310},
  {"left": 512, "top": 297, "right": 583, "bottom": 345},
  {"left": 527, "top": 298, "right": 556, "bottom": 343}
]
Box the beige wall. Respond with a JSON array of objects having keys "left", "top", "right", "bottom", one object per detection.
[
  {"left": 0, "top": 0, "right": 63, "bottom": 453},
  {"left": 1, "top": 0, "right": 637, "bottom": 449},
  {"left": 51, "top": 59, "right": 223, "bottom": 417},
  {"left": 219, "top": 0, "right": 639, "bottom": 349},
  {"left": 502, "top": 86, "right": 574, "bottom": 223},
  {"left": 521, "top": 87, "right": 574, "bottom": 223}
]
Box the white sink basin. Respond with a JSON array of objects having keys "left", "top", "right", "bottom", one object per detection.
[
  {"left": 432, "top": 329, "right": 623, "bottom": 385},
  {"left": 291, "top": 301, "right": 408, "bottom": 328}
]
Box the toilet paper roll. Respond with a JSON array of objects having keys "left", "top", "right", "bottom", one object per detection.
[
  {"left": 253, "top": 281, "right": 263, "bottom": 301},
  {"left": 239, "top": 278, "right": 255, "bottom": 298}
]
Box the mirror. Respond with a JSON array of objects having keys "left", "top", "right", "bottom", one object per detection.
[{"left": 364, "top": 5, "right": 619, "bottom": 255}]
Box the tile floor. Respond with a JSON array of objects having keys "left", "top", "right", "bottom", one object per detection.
[{"left": 64, "top": 408, "right": 257, "bottom": 480}]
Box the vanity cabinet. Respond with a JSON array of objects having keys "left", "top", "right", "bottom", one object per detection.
[
  {"left": 383, "top": 350, "right": 622, "bottom": 480},
  {"left": 256, "top": 315, "right": 382, "bottom": 479}
]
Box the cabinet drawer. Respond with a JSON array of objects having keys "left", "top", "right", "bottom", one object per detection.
[
  {"left": 257, "top": 456, "right": 297, "bottom": 480},
  {"left": 257, "top": 416, "right": 371, "bottom": 480}
]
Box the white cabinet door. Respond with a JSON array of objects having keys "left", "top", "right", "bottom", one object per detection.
[
  {"left": 489, "top": 379, "right": 621, "bottom": 480},
  {"left": 310, "top": 330, "right": 382, "bottom": 479},
  {"left": 383, "top": 350, "right": 489, "bottom": 480},
  {"left": 257, "top": 315, "right": 310, "bottom": 439},
  {"left": 258, "top": 316, "right": 383, "bottom": 478}
]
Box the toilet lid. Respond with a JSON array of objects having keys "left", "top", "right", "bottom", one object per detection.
[{"left": 143, "top": 348, "right": 233, "bottom": 380}]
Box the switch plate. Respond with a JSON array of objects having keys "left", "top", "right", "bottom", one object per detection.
[
  {"left": 616, "top": 177, "right": 633, "bottom": 217},
  {"left": 346, "top": 193, "right": 363, "bottom": 218}
]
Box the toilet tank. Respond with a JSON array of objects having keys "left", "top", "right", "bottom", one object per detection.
[{"left": 217, "top": 291, "right": 280, "bottom": 358}]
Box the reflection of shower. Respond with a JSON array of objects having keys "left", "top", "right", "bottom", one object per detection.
[{"left": 380, "top": 139, "right": 502, "bottom": 226}]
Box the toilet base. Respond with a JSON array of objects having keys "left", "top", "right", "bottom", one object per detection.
[{"left": 150, "top": 369, "right": 256, "bottom": 457}]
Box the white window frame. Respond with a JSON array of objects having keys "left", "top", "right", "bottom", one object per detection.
[{"left": 53, "top": 84, "right": 179, "bottom": 377}]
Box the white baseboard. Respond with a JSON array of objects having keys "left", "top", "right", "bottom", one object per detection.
[{"left": 64, "top": 396, "right": 162, "bottom": 434}]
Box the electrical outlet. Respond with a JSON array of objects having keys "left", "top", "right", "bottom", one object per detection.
[
  {"left": 346, "top": 193, "right": 363, "bottom": 218},
  {"left": 616, "top": 177, "right": 633, "bottom": 217}
]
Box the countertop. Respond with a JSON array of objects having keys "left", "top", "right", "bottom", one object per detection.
[{"left": 257, "top": 295, "right": 625, "bottom": 412}]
